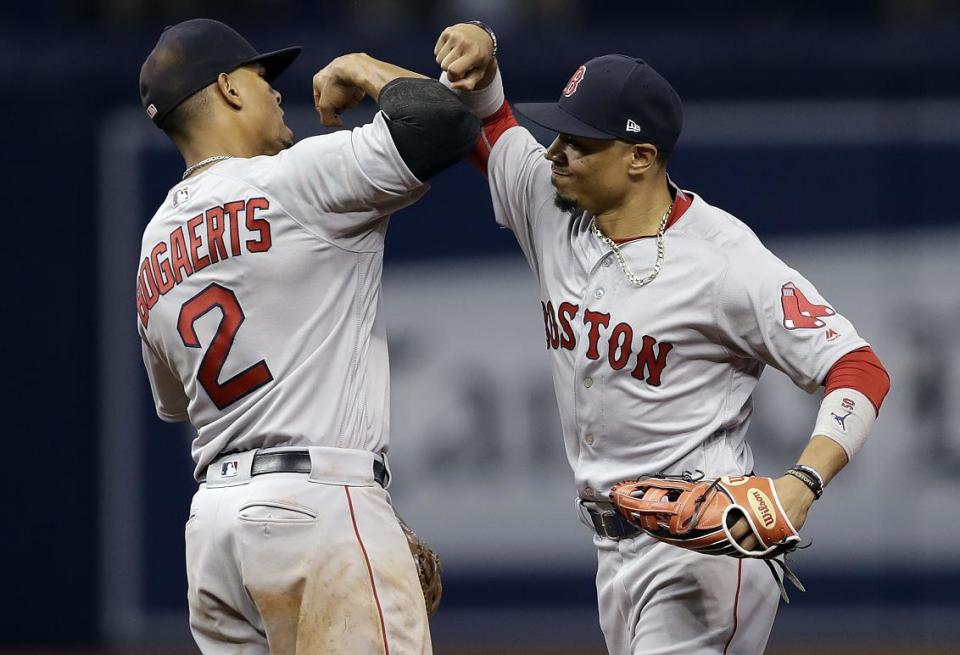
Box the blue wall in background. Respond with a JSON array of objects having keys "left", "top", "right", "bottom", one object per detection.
[{"left": 2, "top": 8, "right": 959, "bottom": 645}]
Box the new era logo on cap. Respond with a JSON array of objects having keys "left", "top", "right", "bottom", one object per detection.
[{"left": 626, "top": 119, "right": 642, "bottom": 133}]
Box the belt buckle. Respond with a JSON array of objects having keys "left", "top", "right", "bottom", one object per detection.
[
  {"left": 584, "top": 506, "right": 627, "bottom": 541},
  {"left": 597, "top": 509, "right": 625, "bottom": 540}
]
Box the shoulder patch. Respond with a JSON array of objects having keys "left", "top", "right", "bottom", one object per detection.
[{"left": 781, "top": 281, "right": 834, "bottom": 329}]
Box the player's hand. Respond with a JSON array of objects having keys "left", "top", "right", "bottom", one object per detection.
[
  {"left": 729, "top": 475, "right": 815, "bottom": 552},
  {"left": 434, "top": 23, "right": 496, "bottom": 91},
  {"left": 313, "top": 54, "right": 368, "bottom": 128}
]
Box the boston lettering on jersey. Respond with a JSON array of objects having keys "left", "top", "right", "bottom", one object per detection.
[
  {"left": 136, "top": 197, "right": 272, "bottom": 328},
  {"left": 541, "top": 300, "right": 673, "bottom": 386}
]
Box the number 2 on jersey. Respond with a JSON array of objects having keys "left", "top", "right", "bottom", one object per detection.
[{"left": 177, "top": 283, "right": 273, "bottom": 410}]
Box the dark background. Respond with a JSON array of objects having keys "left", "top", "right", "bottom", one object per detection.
[{"left": 2, "top": 0, "right": 959, "bottom": 649}]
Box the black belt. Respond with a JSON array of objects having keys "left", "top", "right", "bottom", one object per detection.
[
  {"left": 585, "top": 505, "right": 641, "bottom": 540},
  {"left": 199, "top": 450, "right": 388, "bottom": 486}
]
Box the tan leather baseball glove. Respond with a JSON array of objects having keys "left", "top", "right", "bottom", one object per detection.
[
  {"left": 609, "top": 472, "right": 806, "bottom": 601},
  {"left": 396, "top": 515, "right": 443, "bottom": 616}
]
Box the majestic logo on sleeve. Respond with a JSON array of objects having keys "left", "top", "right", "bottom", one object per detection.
[
  {"left": 541, "top": 300, "right": 673, "bottom": 386},
  {"left": 780, "top": 282, "right": 834, "bottom": 329},
  {"left": 563, "top": 65, "right": 586, "bottom": 97}
]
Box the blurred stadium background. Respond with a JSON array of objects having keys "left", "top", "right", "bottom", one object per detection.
[{"left": 3, "top": 0, "right": 959, "bottom": 653}]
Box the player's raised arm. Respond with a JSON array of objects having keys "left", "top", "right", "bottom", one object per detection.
[
  {"left": 266, "top": 53, "right": 480, "bottom": 245},
  {"left": 434, "top": 22, "right": 557, "bottom": 269},
  {"left": 434, "top": 22, "right": 523, "bottom": 174},
  {"left": 312, "top": 52, "right": 480, "bottom": 181}
]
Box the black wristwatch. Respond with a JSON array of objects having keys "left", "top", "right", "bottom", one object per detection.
[{"left": 466, "top": 20, "right": 498, "bottom": 58}]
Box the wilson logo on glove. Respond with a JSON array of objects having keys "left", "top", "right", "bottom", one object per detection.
[{"left": 749, "top": 489, "right": 776, "bottom": 529}]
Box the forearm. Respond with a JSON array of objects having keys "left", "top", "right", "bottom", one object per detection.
[
  {"left": 441, "top": 63, "right": 504, "bottom": 119},
  {"left": 469, "top": 58, "right": 499, "bottom": 91},
  {"left": 793, "top": 434, "right": 848, "bottom": 486},
  {"left": 767, "top": 348, "right": 890, "bottom": 534},
  {"left": 435, "top": 21, "right": 502, "bottom": 115},
  {"left": 340, "top": 53, "right": 427, "bottom": 102}
]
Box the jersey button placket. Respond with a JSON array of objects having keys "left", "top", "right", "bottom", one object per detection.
[{"left": 573, "top": 247, "right": 612, "bottom": 471}]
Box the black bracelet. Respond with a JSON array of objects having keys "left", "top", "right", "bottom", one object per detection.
[
  {"left": 786, "top": 467, "right": 823, "bottom": 499},
  {"left": 793, "top": 464, "right": 825, "bottom": 489},
  {"left": 466, "top": 20, "right": 498, "bottom": 58}
]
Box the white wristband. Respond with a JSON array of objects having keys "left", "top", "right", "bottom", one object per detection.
[
  {"left": 812, "top": 388, "right": 877, "bottom": 460},
  {"left": 439, "top": 67, "right": 504, "bottom": 120}
]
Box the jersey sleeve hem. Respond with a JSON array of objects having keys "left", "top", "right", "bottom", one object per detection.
[
  {"left": 157, "top": 409, "right": 189, "bottom": 423},
  {"left": 822, "top": 345, "right": 888, "bottom": 413},
  {"left": 355, "top": 111, "right": 427, "bottom": 191},
  {"left": 810, "top": 339, "right": 871, "bottom": 392}
]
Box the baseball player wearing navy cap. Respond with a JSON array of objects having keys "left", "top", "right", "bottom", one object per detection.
[
  {"left": 136, "top": 18, "right": 477, "bottom": 655},
  {"left": 434, "top": 23, "right": 890, "bottom": 654}
]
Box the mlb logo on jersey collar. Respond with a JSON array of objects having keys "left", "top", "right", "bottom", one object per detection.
[{"left": 173, "top": 186, "right": 189, "bottom": 208}]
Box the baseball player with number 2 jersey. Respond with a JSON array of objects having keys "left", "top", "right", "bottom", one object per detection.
[
  {"left": 135, "top": 19, "right": 477, "bottom": 655},
  {"left": 435, "top": 23, "right": 890, "bottom": 654}
]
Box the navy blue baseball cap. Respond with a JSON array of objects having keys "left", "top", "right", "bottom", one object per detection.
[
  {"left": 139, "top": 18, "right": 301, "bottom": 127},
  {"left": 515, "top": 55, "right": 683, "bottom": 150}
]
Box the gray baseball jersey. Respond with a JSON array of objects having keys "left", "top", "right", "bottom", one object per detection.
[
  {"left": 483, "top": 121, "right": 870, "bottom": 654},
  {"left": 136, "top": 112, "right": 426, "bottom": 479},
  {"left": 486, "top": 125, "right": 868, "bottom": 498}
]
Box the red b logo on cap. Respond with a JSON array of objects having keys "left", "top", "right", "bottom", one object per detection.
[{"left": 563, "top": 65, "right": 586, "bottom": 97}]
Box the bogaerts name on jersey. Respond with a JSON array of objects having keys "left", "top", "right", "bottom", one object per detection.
[{"left": 137, "top": 197, "right": 272, "bottom": 327}]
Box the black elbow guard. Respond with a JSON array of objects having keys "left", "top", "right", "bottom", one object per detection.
[{"left": 379, "top": 78, "right": 481, "bottom": 181}]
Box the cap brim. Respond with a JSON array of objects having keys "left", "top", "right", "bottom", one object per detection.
[
  {"left": 513, "top": 102, "right": 618, "bottom": 140},
  {"left": 245, "top": 46, "right": 302, "bottom": 81}
]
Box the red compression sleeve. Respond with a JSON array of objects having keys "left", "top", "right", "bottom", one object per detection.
[
  {"left": 824, "top": 346, "right": 890, "bottom": 414},
  {"left": 470, "top": 100, "right": 520, "bottom": 175}
]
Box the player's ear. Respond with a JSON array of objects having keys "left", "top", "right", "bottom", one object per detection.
[
  {"left": 627, "top": 143, "right": 658, "bottom": 176},
  {"left": 215, "top": 71, "right": 243, "bottom": 110}
]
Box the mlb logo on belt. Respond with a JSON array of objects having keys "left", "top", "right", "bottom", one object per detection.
[{"left": 221, "top": 460, "right": 239, "bottom": 478}]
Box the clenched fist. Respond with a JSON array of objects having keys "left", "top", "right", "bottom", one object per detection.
[
  {"left": 434, "top": 23, "right": 497, "bottom": 91},
  {"left": 312, "top": 54, "right": 368, "bottom": 128}
]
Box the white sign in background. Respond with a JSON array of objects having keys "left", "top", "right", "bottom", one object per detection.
[{"left": 383, "top": 229, "right": 960, "bottom": 570}]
